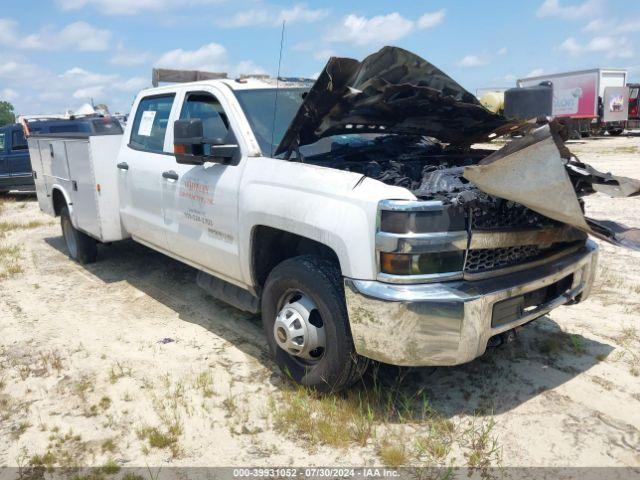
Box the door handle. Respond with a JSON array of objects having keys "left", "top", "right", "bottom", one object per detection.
[
  {"left": 117, "top": 162, "right": 129, "bottom": 170},
  {"left": 162, "top": 170, "right": 179, "bottom": 180}
]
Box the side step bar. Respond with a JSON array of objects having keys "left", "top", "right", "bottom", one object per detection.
[{"left": 196, "top": 271, "right": 260, "bottom": 314}]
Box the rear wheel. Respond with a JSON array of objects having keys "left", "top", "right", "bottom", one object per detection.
[
  {"left": 60, "top": 206, "right": 97, "bottom": 264},
  {"left": 261, "top": 255, "right": 368, "bottom": 392}
]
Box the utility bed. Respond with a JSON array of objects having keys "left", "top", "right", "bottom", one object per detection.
[{"left": 28, "top": 133, "right": 126, "bottom": 243}]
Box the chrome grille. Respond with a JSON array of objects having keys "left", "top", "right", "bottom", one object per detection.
[
  {"left": 464, "top": 242, "right": 577, "bottom": 274},
  {"left": 465, "top": 245, "right": 548, "bottom": 273}
]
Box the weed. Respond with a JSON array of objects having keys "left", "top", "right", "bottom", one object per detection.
[
  {"left": 0, "top": 244, "right": 23, "bottom": 279},
  {"left": 74, "top": 374, "right": 95, "bottom": 402},
  {"left": 223, "top": 392, "right": 238, "bottom": 418},
  {"left": 195, "top": 371, "right": 215, "bottom": 398},
  {"left": 101, "top": 438, "right": 117, "bottom": 453},
  {"left": 100, "top": 459, "right": 120, "bottom": 474},
  {"left": 462, "top": 416, "right": 502, "bottom": 473},
  {"left": 98, "top": 396, "right": 112, "bottom": 410},
  {"left": 12, "top": 420, "right": 31, "bottom": 439},
  {"left": 378, "top": 440, "right": 408, "bottom": 468},
  {"left": 109, "top": 361, "right": 133, "bottom": 384}
]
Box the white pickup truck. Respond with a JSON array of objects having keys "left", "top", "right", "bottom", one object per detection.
[{"left": 30, "top": 47, "right": 627, "bottom": 392}]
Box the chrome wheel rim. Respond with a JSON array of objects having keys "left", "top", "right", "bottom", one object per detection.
[
  {"left": 62, "top": 216, "right": 78, "bottom": 258},
  {"left": 273, "top": 291, "right": 326, "bottom": 363}
]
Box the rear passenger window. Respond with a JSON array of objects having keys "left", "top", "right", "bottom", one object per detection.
[
  {"left": 11, "top": 129, "right": 27, "bottom": 150},
  {"left": 0, "top": 133, "right": 5, "bottom": 151},
  {"left": 130, "top": 94, "right": 175, "bottom": 153}
]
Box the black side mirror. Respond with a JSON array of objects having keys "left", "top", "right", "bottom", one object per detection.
[{"left": 174, "top": 119, "right": 239, "bottom": 165}]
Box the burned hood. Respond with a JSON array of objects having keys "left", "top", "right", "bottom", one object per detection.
[
  {"left": 275, "top": 46, "right": 519, "bottom": 156},
  {"left": 463, "top": 123, "right": 640, "bottom": 250}
]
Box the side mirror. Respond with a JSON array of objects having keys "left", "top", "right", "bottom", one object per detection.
[{"left": 174, "top": 119, "right": 239, "bottom": 165}]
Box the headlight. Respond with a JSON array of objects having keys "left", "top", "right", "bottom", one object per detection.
[{"left": 380, "top": 251, "right": 465, "bottom": 275}]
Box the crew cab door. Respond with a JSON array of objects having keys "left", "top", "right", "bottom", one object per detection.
[
  {"left": 162, "top": 88, "right": 244, "bottom": 284},
  {"left": 0, "top": 130, "right": 8, "bottom": 184},
  {"left": 118, "top": 93, "right": 178, "bottom": 250},
  {"left": 8, "top": 127, "right": 31, "bottom": 176}
]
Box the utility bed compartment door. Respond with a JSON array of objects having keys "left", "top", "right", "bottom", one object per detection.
[{"left": 65, "top": 140, "right": 101, "bottom": 239}]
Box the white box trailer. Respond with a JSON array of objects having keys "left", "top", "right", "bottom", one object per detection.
[
  {"left": 28, "top": 133, "right": 127, "bottom": 243},
  {"left": 517, "top": 68, "right": 627, "bottom": 118},
  {"left": 517, "top": 68, "right": 628, "bottom": 136}
]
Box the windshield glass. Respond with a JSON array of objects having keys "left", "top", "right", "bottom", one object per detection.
[{"left": 233, "top": 88, "right": 307, "bottom": 156}]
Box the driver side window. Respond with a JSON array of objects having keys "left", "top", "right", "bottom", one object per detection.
[{"left": 180, "top": 93, "right": 232, "bottom": 147}]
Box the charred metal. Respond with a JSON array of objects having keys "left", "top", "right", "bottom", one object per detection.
[{"left": 279, "top": 46, "right": 640, "bottom": 250}]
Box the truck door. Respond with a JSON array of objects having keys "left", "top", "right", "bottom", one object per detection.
[
  {"left": 8, "top": 128, "right": 32, "bottom": 177},
  {"left": 0, "top": 130, "right": 8, "bottom": 187},
  {"left": 117, "top": 93, "right": 177, "bottom": 250},
  {"left": 163, "top": 89, "right": 244, "bottom": 283}
]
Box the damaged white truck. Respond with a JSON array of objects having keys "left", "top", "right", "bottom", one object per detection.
[{"left": 29, "top": 47, "right": 640, "bottom": 391}]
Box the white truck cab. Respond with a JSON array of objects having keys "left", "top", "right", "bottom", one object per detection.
[{"left": 30, "top": 50, "right": 607, "bottom": 391}]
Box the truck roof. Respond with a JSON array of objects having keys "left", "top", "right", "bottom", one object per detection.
[
  {"left": 518, "top": 67, "right": 627, "bottom": 83},
  {"left": 139, "top": 76, "right": 314, "bottom": 94}
]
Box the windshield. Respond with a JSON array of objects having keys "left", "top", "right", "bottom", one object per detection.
[{"left": 233, "top": 88, "right": 307, "bottom": 156}]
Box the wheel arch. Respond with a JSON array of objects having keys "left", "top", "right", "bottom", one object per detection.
[
  {"left": 51, "top": 186, "right": 72, "bottom": 217},
  {"left": 250, "top": 225, "right": 342, "bottom": 292}
]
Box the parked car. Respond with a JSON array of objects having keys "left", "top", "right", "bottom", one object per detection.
[
  {"left": 0, "top": 117, "right": 123, "bottom": 194},
  {"left": 29, "top": 47, "right": 640, "bottom": 392}
]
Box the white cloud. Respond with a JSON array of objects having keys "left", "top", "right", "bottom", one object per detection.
[
  {"left": 313, "top": 49, "right": 334, "bottom": 61},
  {"left": 0, "top": 20, "right": 111, "bottom": 51},
  {"left": 73, "top": 85, "right": 105, "bottom": 100},
  {"left": 109, "top": 51, "right": 152, "bottom": 66},
  {"left": 1, "top": 88, "right": 18, "bottom": 101},
  {"left": 536, "top": 0, "right": 602, "bottom": 20},
  {"left": 526, "top": 68, "right": 545, "bottom": 77},
  {"left": 0, "top": 19, "right": 19, "bottom": 45},
  {"left": 559, "top": 37, "right": 582, "bottom": 54},
  {"left": 113, "top": 77, "right": 149, "bottom": 92},
  {"left": 56, "top": 0, "right": 224, "bottom": 16},
  {"left": 277, "top": 4, "right": 329, "bottom": 24},
  {"left": 328, "top": 13, "right": 414, "bottom": 46},
  {"left": 417, "top": 9, "right": 446, "bottom": 29},
  {"left": 156, "top": 43, "right": 227, "bottom": 71},
  {"left": 155, "top": 42, "right": 266, "bottom": 77},
  {"left": 559, "top": 35, "right": 634, "bottom": 58},
  {"left": 60, "top": 67, "right": 117, "bottom": 86},
  {"left": 218, "top": 3, "right": 328, "bottom": 28},
  {"left": 497, "top": 46, "right": 508, "bottom": 55},
  {"left": 457, "top": 54, "right": 489, "bottom": 68},
  {"left": 584, "top": 18, "right": 640, "bottom": 33}
]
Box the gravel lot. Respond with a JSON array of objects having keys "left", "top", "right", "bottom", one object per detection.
[{"left": 0, "top": 134, "right": 639, "bottom": 473}]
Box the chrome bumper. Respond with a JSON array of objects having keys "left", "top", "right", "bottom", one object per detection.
[{"left": 344, "top": 240, "right": 598, "bottom": 366}]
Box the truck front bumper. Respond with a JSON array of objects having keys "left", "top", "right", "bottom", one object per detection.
[{"left": 344, "top": 240, "right": 598, "bottom": 366}]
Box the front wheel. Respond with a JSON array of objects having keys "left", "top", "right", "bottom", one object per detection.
[
  {"left": 261, "top": 255, "right": 368, "bottom": 392},
  {"left": 60, "top": 206, "right": 97, "bottom": 264}
]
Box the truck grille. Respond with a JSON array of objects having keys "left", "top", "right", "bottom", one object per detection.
[
  {"left": 470, "top": 202, "right": 559, "bottom": 231},
  {"left": 465, "top": 242, "right": 576, "bottom": 274}
]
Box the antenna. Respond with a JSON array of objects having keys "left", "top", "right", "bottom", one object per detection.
[{"left": 270, "top": 20, "right": 285, "bottom": 157}]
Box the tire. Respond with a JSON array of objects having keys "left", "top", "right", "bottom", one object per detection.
[
  {"left": 261, "top": 255, "right": 368, "bottom": 392},
  {"left": 60, "top": 205, "right": 97, "bottom": 264}
]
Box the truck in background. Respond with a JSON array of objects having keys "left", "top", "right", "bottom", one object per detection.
[{"left": 517, "top": 68, "right": 628, "bottom": 138}]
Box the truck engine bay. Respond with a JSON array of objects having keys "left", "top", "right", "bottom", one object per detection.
[{"left": 277, "top": 46, "right": 640, "bottom": 251}]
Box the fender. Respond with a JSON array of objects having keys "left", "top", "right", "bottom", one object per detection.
[{"left": 238, "top": 156, "right": 413, "bottom": 284}]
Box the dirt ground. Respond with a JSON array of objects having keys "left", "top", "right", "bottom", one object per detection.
[{"left": 0, "top": 134, "right": 639, "bottom": 473}]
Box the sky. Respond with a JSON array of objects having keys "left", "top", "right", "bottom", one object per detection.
[{"left": 1, "top": 0, "right": 639, "bottom": 116}]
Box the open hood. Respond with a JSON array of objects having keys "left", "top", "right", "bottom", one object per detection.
[{"left": 275, "top": 46, "right": 521, "bottom": 156}]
